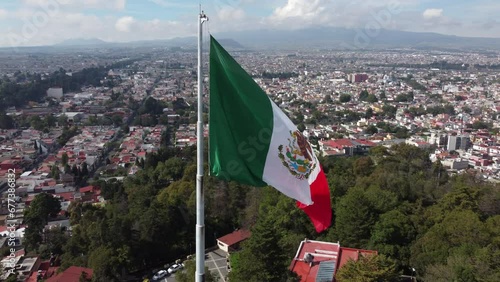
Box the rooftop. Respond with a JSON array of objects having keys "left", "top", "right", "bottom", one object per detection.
[
  {"left": 46, "top": 266, "right": 93, "bottom": 282},
  {"left": 217, "top": 229, "right": 251, "bottom": 247},
  {"left": 289, "top": 239, "right": 377, "bottom": 282}
]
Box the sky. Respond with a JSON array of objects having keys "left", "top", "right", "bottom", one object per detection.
[{"left": 1, "top": 0, "right": 500, "bottom": 47}]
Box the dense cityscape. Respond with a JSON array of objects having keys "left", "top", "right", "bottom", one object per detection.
[
  {"left": 0, "top": 42, "right": 499, "bottom": 281},
  {"left": 1, "top": 0, "right": 500, "bottom": 275}
]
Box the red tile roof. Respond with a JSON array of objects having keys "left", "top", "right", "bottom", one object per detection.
[
  {"left": 289, "top": 239, "right": 377, "bottom": 282},
  {"left": 355, "top": 139, "right": 376, "bottom": 147},
  {"left": 337, "top": 247, "right": 377, "bottom": 270},
  {"left": 54, "top": 192, "right": 74, "bottom": 201},
  {"left": 289, "top": 240, "right": 340, "bottom": 282},
  {"left": 217, "top": 229, "right": 251, "bottom": 246},
  {"left": 79, "top": 186, "right": 95, "bottom": 193},
  {"left": 46, "top": 266, "right": 93, "bottom": 282}
]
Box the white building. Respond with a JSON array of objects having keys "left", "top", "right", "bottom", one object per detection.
[{"left": 46, "top": 87, "right": 63, "bottom": 99}]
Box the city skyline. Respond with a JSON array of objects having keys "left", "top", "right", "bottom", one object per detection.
[{"left": 1, "top": 0, "right": 500, "bottom": 47}]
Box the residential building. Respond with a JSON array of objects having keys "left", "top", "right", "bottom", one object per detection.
[{"left": 289, "top": 239, "right": 377, "bottom": 282}]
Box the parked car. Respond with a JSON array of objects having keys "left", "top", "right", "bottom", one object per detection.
[
  {"left": 152, "top": 269, "right": 168, "bottom": 280},
  {"left": 167, "top": 263, "right": 184, "bottom": 274}
]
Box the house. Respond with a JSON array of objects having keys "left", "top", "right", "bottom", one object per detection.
[
  {"left": 216, "top": 229, "right": 251, "bottom": 253},
  {"left": 79, "top": 185, "right": 101, "bottom": 203},
  {"left": 319, "top": 139, "right": 376, "bottom": 156},
  {"left": 46, "top": 266, "right": 93, "bottom": 282},
  {"left": 289, "top": 239, "right": 377, "bottom": 282},
  {"left": 0, "top": 255, "right": 40, "bottom": 281}
]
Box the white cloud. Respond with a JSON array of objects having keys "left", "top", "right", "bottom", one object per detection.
[
  {"left": 2, "top": 0, "right": 500, "bottom": 47},
  {"left": 263, "top": 0, "right": 413, "bottom": 29},
  {"left": 423, "top": 8, "right": 443, "bottom": 20},
  {"left": 271, "top": 0, "right": 325, "bottom": 22},
  {"left": 217, "top": 6, "right": 246, "bottom": 21},
  {"left": 148, "top": 0, "right": 195, "bottom": 9},
  {"left": 0, "top": 10, "right": 195, "bottom": 47},
  {"left": 0, "top": 9, "right": 8, "bottom": 19},
  {"left": 115, "top": 16, "right": 136, "bottom": 32},
  {"left": 21, "top": 0, "right": 126, "bottom": 11}
]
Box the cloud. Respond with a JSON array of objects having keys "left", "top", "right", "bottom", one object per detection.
[
  {"left": 2, "top": 0, "right": 500, "bottom": 47},
  {"left": 148, "top": 0, "right": 195, "bottom": 9},
  {"left": 263, "top": 0, "right": 410, "bottom": 30},
  {"left": 115, "top": 16, "right": 136, "bottom": 32},
  {"left": 482, "top": 20, "right": 500, "bottom": 30},
  {"left": 271, "top": 0, "right": 326, "bottom": 22},
  {"left": 21, "top": 0, "right": 126, "bottom": 11},
  {"left": 0, "top": 10, "right": 196, "bottom": 47},
  {"left": 423, "top": 8, "right": 443, "bottom": 20},
  {"left": 0, "top": 9, "right": 8, "bottom": 19},
  {"left": 217, "top": 6, "right": 246, "bottom": 21}
]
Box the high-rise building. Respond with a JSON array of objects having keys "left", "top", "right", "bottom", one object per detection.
[
  {"left": 347, "top": 73, "right": 369, "bottom": 83},
  {"left": 447, "top": 135, "right": 471, "bottom": 151}
]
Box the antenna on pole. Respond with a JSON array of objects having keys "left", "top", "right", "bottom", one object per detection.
[{"left": 196, "top": 8, "right": 208, "bottom": 282}]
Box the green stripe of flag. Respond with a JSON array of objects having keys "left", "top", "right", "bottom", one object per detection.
[{"left": 209, "top": 36, "right": 273, "bottom": 186}]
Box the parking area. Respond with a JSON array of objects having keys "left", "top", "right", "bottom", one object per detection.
[
  {"left": 205, "top": 249, "right": 229, "bottom": 282},
  {"left": 163, "top": 273, "right": 176, "bottom": 282},
  {"left": 154, "top": 249, "right": 228, "bottom": 282}
]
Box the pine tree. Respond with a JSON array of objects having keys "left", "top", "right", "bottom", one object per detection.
[
  {"left": 229, "top": 217, "right": 288, "bottom": 282},
  {"left": 336, "top": 254, "right": 399, "bottom": 282}
]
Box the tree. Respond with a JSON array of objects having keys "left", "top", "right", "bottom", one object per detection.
[
  {"left": 229, "top": 216, "right": 288, "bottom": 282},
  {"left": 81, "top": 162, "right": 89, "bottom": 176},
  {"left": 339, "top": 94, "right": 351, "bottom": 103},
  {"left": 25, "top": 193, "right": 61, "bottom": 223},
  {"left": 370, "top": 209, "right": 416, "bottom": 267},
  {"left": 112, "top": 115, "right": 123, "bottom": 127},
  {"left": 365, "top": 108, "right": 374, "bottom": 119},
  {"left": 335, "top": 187, "right": 376, "bottom": 248},
  {"left": 51, "top": 165, "right": 60, "bottom": 180},
  {"left": 62, "top": 152, "right": 69, "bottom": 167},
  {"left": 72, "top": 164, "right": 79, "bottom": 176},
  {"left": 472, "top": 120, "right": 491, "bottom": 130},
  {"left": 410, "top": 210, "right": 490, "bottom": 274},
  {"left": 324, "top": 94, "right": 333, "bottom": 103},
  {"left": 58, "top": 115, "right": 68, "bottom": 127},
  {"left": 23, "top": 193, "right": 61, "bottom": 251},
  {"left": 0, "top": 112, "right": 15, "bottom": 129},
  {"left": 382, "top": 104, "right": 397, "bottom": 118},
  {"left": 45, "top": 114, "right": 57, "bottom": 127},
  {"left": 366, "top": 94, "right": 378, "bottom": 103},
  {"left": 4, "top": 273, "right": 18, "bottom": 282},
  {"left": 335, "top": 254, "right": 399, "bottom": 282},
  {"left": 79, "top": 271, "right": 91, "bottom": 282},
  {"left": 40, "top": 227, "right": 68, "bottom": 257},
  {"left": 88, "top": 246, "right": 120, "bottom": 282},
  {"left": 365, "top": 125, "right": 377, "bottom": 135},
  {"left": 30, "top": 115, "right": 44, "bottom": 130},
  {"left": 359, "top": 90, "right": 369, "bottom": 101},
  {"left": 353, "top": 157, "right": 375, "bottom": 176}
]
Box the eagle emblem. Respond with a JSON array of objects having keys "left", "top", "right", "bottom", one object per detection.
[{"left": 278, "top": 130, "right": 317, "bottom": 180}]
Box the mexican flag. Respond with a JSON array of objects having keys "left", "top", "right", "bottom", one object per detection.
[{"left": 209, "top": 36, "right": 332, "bottom": 232}]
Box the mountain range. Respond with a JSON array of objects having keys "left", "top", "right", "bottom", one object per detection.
[
  {"left": 216, "top": 27, "right": 500, "bottom": 50},
  {"left": 14, "top": 27, "right": 500, "bottom": 51}
]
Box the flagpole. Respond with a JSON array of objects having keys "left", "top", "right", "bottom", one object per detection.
[{"left": 196, "top": 9, "right": 208, "bottom": 282}]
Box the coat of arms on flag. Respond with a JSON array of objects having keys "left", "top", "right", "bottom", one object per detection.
[{"left": 278, "top": 130, "right": 317, "bottom": 180}]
